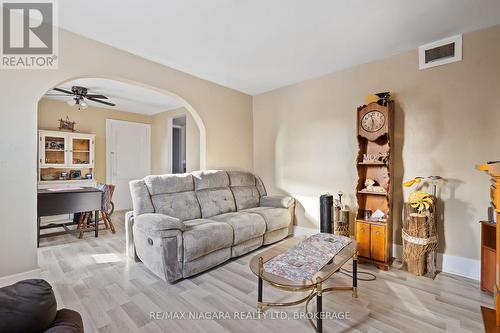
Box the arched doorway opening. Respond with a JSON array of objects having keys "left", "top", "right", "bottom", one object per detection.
[
  {"left": 37, "top": 75, "right": 206, "bottom": 170},
  {"left": 35, "top": 75, "right": 206, "bottom": 245}
]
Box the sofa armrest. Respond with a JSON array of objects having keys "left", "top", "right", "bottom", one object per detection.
[
  {"left": 44, "top": 309, "right": 84, "bottom": 333},
  {"left": 132, "top": 213, "right": 185, "bottom": 282},
  {"left": 134, "top": 213, "right": 185, "bottom": 237},
  {"left": 260, "top": 195, "right": 295, "bottom": 209}
]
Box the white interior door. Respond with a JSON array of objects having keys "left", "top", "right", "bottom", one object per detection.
[{"left": 106, "top": 119, "right": 151, "bottom": 210}]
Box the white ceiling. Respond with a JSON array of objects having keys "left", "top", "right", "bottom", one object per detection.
[
  {"left": 57, "top": 0, "right": 500, "bottom": 95},
  {"left": 44, "top": 78, "right": 183, "bottom": 115}
]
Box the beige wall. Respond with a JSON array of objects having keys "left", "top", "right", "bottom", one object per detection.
[
  {"left": 151, "top": 107, "right": 200, "bottom": 174},
  {"left": 253, "top": 25, "right": 500, "bottom": 264},
  {"left": 38, "top": 98, "right": 153, "bottom": 183},
  {"left": 0, "top": 28, "right": 252, "bottom": 277}
]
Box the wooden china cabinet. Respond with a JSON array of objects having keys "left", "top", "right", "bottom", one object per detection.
[
  {"left": 38, "top": 130, "right": 96, "bottom": 189},
  {"left": 355, "top": 101, "right": 394, "bottom": 270}
]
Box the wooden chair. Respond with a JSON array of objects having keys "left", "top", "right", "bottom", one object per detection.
[
  {"left": 76, "top": 212, "right": 92, "bottom": 239},
  {"left": 76, "top": 184, "right": 115, "bottom": 238},
  {"left": 100, "top": 184, "right": 116, "bottom": 233}
]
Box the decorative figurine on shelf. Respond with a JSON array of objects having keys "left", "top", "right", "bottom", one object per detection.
[
  {"left": 69, "top": 170, "right": 81, "bottom": 180},
  {"left": 58, "top": 116, "right": 76, "bottom": 132},
  {"left": 362, "top": 153, "right": 376, "bottom": 163},
  {"left": 364, "top": 92, "right": 391, "bottom": 107},
  {"left": 363, "top": 178, "right": 386, "bottom": 193},
  {"left": 377, "top": 152, "right": 389, "bottom": 164},
  {"left": 363, "top": 152, "right": 389, "bottom": 164}
]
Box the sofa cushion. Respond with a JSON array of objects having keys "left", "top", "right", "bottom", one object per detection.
[
  {"left": 183, "top": 219, "right": 233, "bottom": 261},
  {"left": 231, "top": 237, "right": 263, "bottom": 257},
  {"left": 129, "top": 179, "right": 155, "bottom": 216},
  {"left": 242, "top": 207, "right": 291, "bottom": 232},
  {"left": 193, "top": 170, "right": 229, "bottom": 190},
  {"left": 0, "top": 279, "right": 57, "bottom": 333},
  {"left": 182, "top": 247, "right": 231, "bottom": 278},
  {"left": 264, "top": 227, "right": 290, "bottom": 245},
  {"left": 228, "top": 171, "right": 260, "bottom": 210},
  {"left": 230, "top": 186, "right": 260, "bottom": 210},
  {"left": 210, "top": 212, "right": 266, "bottom": 244},
  {"left": 227, "top": 171, "right": 255, "bottom": 186},
  {"left": 196, "top": 188, "right": 236, "bottom": 218},
  {"left": 145, "top": 174, "right": 194, "bottom": 195},
  {"left": 260, "top": 195, "right": 295, "bottom": 209},
  {"left": 255, "top": 175, "right": 267, "bottom": 196},
  {"left": 151, "top": 191, "right": 201, "bottom": 221}
]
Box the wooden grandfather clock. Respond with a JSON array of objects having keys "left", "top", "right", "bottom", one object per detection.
[{"left": 355, "top": 99, "right": 394, "bottom": 270}]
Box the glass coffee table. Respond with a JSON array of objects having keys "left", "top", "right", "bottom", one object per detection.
[{"left": 249, "top": 235, "right": 358, "bottom": 332}]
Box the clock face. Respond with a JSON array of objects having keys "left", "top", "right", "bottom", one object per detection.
[{"left": 361, "top": 111, "right": 385, "bottom": 132}]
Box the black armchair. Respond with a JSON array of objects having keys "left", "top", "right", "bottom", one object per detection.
[{"left": 0, "top": 279, "right": 84, "bottom": 333}]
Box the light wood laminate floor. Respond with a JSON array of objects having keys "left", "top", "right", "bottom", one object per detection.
[{"left": 36, "top": 211, "right": 491, "bottom": 333}]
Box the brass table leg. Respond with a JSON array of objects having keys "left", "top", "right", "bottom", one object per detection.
[
  {"left": 316, "top": 277, "right": 322, "bottom": 333},
  {"left": 257, "top": 257, "right": 263, "bottom": 313},
  {"left": 352, "top": 252, "right": 358, "bottom": 298}
]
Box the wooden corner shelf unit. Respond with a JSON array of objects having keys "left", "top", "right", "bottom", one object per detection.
[
  {"left": 477, "top": 162, "right": 500, "bottom": 332},
  {"left": 481, "top": 220, "right": 496, "bottom": 294},
  {"left": 355, "top": 101, "right": 394, "bottom": 270}
]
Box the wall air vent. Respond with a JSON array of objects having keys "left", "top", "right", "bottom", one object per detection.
[{"left": 419, "top": 34, "right": 462, "bottom": 69}]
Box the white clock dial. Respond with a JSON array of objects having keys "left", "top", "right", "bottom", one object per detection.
[{"left": 361, "top": 111, "right": 385, "bottom": 132}]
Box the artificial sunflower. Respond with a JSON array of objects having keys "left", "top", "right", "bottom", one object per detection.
[
  {"left": 408, "top": 190, "right": 433, "bottom": 213},
  {"left": 403, "top": 177, "right": 423, "bottom": 187}
]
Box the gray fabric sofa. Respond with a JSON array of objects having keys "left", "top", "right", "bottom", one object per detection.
[{"left": 127, "top": 170, "right": 295, "bottom": 282}]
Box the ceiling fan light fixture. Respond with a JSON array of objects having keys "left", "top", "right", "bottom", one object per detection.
[
  {"left": 51, "top": 85, "right": 115, "bottom": 108},
  {"left": 79, "top": 100, "right": 88, "bottom": 110}
]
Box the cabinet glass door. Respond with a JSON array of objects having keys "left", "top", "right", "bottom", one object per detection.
[
  {"left": 42, "top": 134, "right": 67, "bottom": 166},
  {"left": 71, "top": 137, "right": 93, "bottom": 167}
]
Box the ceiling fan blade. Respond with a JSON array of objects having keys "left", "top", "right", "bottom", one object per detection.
[
  {"left": 85, "top": 94, "right": 108, "bottom": 99},
  {"left": 45, "top": 93, "right": 72, "bottom": 96},
  {"left": 53, "top": 87, "right": 74, "bottom": 95},
  {"left": 87, "top": 97, "right": 115, "bottom": 106}
]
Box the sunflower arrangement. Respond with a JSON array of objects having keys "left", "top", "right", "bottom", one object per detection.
[
  {"left": 402, "top": 176, "right": 441, "bottom": 277},
  {"left": 403, "top": 176, "right": 441, "bottom": 213},
  {"left": 407, "top": 190, "right": 433, "bottom": 213}
]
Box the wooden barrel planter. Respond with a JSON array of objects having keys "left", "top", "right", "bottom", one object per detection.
[{"left": 402, "top": 201, "right": 438, "bottom": 277}]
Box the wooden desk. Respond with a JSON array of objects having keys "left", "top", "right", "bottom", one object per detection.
[{"left": 37, "top": 187, "right": 102, "bottom": 247}]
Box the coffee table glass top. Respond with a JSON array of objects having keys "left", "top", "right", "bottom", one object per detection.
[{"left": 250, "top": 235, "right": 357, "bottom": 289}]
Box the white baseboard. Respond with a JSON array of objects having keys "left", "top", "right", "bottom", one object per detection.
[
  {"left": 393, "top": 244, "right": 480, "bottom": 281},
  {"left": 292, "top": 227, "right": 480, "bottom": 281},
  {"left": 0, "top": 268, "right": 42, "bottom": 288}
]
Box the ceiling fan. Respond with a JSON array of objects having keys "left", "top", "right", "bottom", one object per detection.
[{"left": 46, "top": 86, "right": 116, "bottom": 110}]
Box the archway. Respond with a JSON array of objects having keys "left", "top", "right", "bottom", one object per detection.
[
  {"left": 37, "top": 75, "right": 206, "bottom": 239},
  {"left": 36, "top": 74, "right": 206, "bottom": 171}
]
